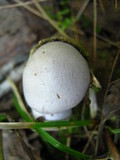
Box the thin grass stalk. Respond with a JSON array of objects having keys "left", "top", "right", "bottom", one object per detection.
[
  {"left": 93, "top": 0, "right": 97, "bottom": 67},
  {"left": 0, "top": 120, "right": 94, "bottom": 130},
  {"left": 13, "top": 0, "right": 43, "bottom": 18},
  {"left": 14, "top": 0, "right": 69, "bottom": 38},
  {"left": 115, "top": 0, "right": 118, "bottom": 12},
  {"left": 73, "top": 0, "right": 90, "bottom": 24},
  {"left": 0, "top": 131, "right": 4, "bottom": 160},
  {"left": 8, "top": 79, "right": 93, "bottom": 159},
  {"left": 32, "top": 0, "right": 69, "bottom": 38},
  {"left": 8, "top": 77, "right": 32, "bottom": 120},
  {"left": 98, "top": 0, "right": 105, "bottom": 13},
  {"left": 0, "top": 0, "right": 45, "bottom": 9}
]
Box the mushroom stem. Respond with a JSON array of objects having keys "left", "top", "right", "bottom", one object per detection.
[{"left": 32, "top": 109, "right": 72, "bottom": 121}]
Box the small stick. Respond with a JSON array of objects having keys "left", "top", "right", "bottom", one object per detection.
[
  {"left": 106, "top": 130, "right": 120, "bottom": 160},
  {"left": 0, "top": 0, "right": 45, "bottom": 10},
  {"left": 104, "top": 49, "right": 120, "bottom": 101},
  {"left": 93, "top": 0, "right": 97, "bottom": 67}
]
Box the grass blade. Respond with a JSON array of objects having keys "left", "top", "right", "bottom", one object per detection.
[
  {"left": 0, "top": 120, "right": 94, "bottom": 130},
  {"left": 14, "top": 94, "right": 33, "bottom": 122},
  {"left": 35, "top": 127, "right": 92, "bottom": 160},
  {"left": 9, "top": 78, "right": 93, "bottom": 159},
  {"left": 107, "top": 127, "right": 120, "bottom": 134},
  {"left": 0, "top": 114, "right": 7, "bottom": 122},
  {"left": 8, "top": 77, "right": 33, "bottom": 121}
]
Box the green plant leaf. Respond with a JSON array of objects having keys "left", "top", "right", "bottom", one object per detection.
[
  {"left": 32, "top": 120, "right": 94, "bottom": 128},
  {"left": 10, "top": 79, "right": 93, "bottom": 160},
  {"left": 35, "top": 127, "right": 92, "bottom": 160},
  {"left": 107, "top": 127, "right": 120, "bottom": 134},
  {"left": 8, "top": 77, "right": 33, "bottom": 121},
  {"left": 0, "top": 114, "right": 7, "bottom": 122},
  {"left": 0, "top": 120, "right": 94, "bottom": 130},
  {"left": 14, "top": 94, "right": 33, "bottom": 122}
]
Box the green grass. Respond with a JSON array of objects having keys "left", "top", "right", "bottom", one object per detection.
[
  {"left": 0, "top": 114, "right": 7, "bottom": 122},
  {"left": 14, "top": 94, "right": 93, "bottom": 159},
  {"left": 7, "top": 78, "right": 94, "bottom": 160},
  {"left": 107, "top": 127, "right": 120, "bottom": 134}
]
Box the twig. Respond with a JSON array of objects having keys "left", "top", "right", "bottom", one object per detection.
[
  {"left": 97, "top": 34, "right": 120, "bottom": 48},
  {"left": 115, "top": 0, "right": 118, "bottom": 12},
  {"left": 106, "top": 130, "right": 120, "bottom": 160},
  {"left": 16, "top": 130, "right": 36, "bottom": 160},
  {"left": 13, "top": 0, "right": 43, "bottom": 18},
  {"left": 93, "top": 0, "right": 97, "bottom": 67},
  {"left": 14, "top": 0, "right": 69, "bottom": 38},
  {"left": 95, "top": 104, "right": 120, "bottom": 155},
  {"left": 0, "top": 131, "right": 4, "bottom": 160},
  {"left": 0, "top": 0, "right": 45, "bottom": 10},
  {"left": 98, "top": 0, "right": 105, "bottom": 13},
  {"left": 8, "top": 77, "right": 33, "bottom": 119},
  {"left": 0, "top": 122, "right": 83, "bottom": 131},
  {"left": 102, "top": 49, "right": 120, "bottom": 105},
  {"left": 32, "top": 0, "right": 69, "bottom": 38},
  {"left": 65, "top": 136, "right": 71, "bottom": 160},
  {"left": 0, "top": 122, "right": 34, "bottom": 129},
  {"left": 107, "top": 49, "right": 120, "bottom": 87},
  {"left": 73, "top": 0, "right": 90, "bottom": 24},
  {"left": 82, "top": 127, "right": 97, "bottom": 153},
  {"left": 32, "top": 0, "right": 48, "bottom": 18}
]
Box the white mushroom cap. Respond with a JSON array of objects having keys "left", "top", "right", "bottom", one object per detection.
[{"left": 23, "top": 40, "right": 90, "bottom": 120}]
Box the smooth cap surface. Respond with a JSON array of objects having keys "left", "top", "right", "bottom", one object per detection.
[{"left": 23, "top": 41, "right": 90, "bottom": 114}]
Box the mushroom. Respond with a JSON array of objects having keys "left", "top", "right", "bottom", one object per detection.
[{"left": 22, "top": 38, "right": 90, "bottom": 121}]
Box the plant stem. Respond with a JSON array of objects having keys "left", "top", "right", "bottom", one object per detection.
[{"left": 0, "top": 131, "right": 4, "bottom": 160}]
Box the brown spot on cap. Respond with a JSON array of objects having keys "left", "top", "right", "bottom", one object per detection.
[{"left": 56, "top": 93, "right": 60, "bottom": 99}]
